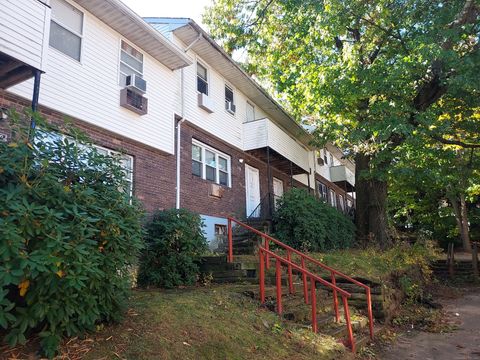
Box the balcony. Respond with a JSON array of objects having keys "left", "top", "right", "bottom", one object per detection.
[
  {"left": 330, "top": 165, "right": 355, "bottom": 192},
  {"left": 243, "top": 118, "right": 309, "bottom": 175},
  {"left": 0, "top": 0, "right": 50, "bottom": 88}
]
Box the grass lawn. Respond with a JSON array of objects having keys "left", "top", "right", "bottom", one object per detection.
[{"left": 57, "top": 285, "right": 349, "bottom": 360}]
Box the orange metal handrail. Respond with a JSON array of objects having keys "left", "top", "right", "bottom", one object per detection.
[
  {"left": 228, "top": 217, "right": 374, "bottom": 341},
  {"left": 258, "top": 247, "right": 355, "bottom": 351}
]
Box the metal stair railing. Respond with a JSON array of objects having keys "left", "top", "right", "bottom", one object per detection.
[{"left": 227, "top": 217, "right": 374, "bottom": 348}]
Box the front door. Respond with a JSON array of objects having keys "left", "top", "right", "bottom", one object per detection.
[
  {"left": 245, "top": 164, "right": 261, "bottom": 217},
  {"left": 273, "top": 177, "right": 284, "bottom": 209}
]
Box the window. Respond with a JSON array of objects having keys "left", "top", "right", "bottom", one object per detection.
[
  {"left": 339, "top": 194, "right": 345, "bottom": 212},
  {"left": 347, "top": 199, "right": 353, "bottom": 211},
  {"left": 329, "top": 189, "right": 337, "bottom": 207},
  {"left": 197, "top": 63, "right": 208, "bottom": 95},
  {"left": 330, "top": 153, "right": 334, "bottom": 166},
  {"left": 95, "top": 146, "right": 134, "bottom": 198},
  {"left": 324, "top": 150, "right": 328, "bottom": 165},
  {"left": 192, "top": 144, "right": 202, "bottom": 177},
  {"left": 119, "top": 40, "right": 144, "bottom": 86},
  {"left": 225, "top": 85, "right": 235, "bottom": 113},
  {"left": 215, "top": 224, "right": 227, "bottom": 238},
  {"left": 191, "top": 140, "right": 231, "bottom": 186},
  {"left": 34, "top": 130, "right": 134, "bottom": 197},
  {"left": 317, "top": 181, "right": 328, "bottom": 201},
  {"left": 49, "top": 0, "right": 83, "bottom": 61},
  {"left": 246, "top": 102, "right": 255, "bottom": 122}
]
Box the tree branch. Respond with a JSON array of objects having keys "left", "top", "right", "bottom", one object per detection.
[{"left": 430, "top": 135, "right": 480, "bottom": 149}]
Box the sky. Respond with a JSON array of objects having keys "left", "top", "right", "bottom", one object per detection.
[{"left": 120, "top": 0, "right": 212, "bottom": 27}]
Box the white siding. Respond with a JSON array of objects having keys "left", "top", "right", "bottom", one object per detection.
[
  {"left": 180, "top": 55, "right": 241, "bottom": 148},
  {"left": 243, "top": 118, "right": 310, "bottom": 172},
  {"left": 9, "top": 1, "right": 177, "bottom": 154},
  {"left": 0, "top": 0, "right": 50, "bottom": 70}
]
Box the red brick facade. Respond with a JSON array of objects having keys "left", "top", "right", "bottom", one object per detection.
[{"left": 0, "top": 90, "right": 348, "bottom": 220}]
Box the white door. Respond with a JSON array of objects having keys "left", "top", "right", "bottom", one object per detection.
[
  {"left": 273, "top": 177, "right": 284, "bottom": 209},
  {"left": 245, "top": 165, "right": 261, "bottom": 217}
]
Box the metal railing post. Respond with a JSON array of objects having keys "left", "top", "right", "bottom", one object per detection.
[
  {"left": 227, "top": 218, "right": 233, "bottom": 263},
  {"left": 343, "top": 296, "right": 355, "bottom": 352},
  {"left": 287, "top": 250, "right": 294, "bottom": 294},
  {"left": 265, "top": 237, "right": 270, "bottom": 269},
  {"left": 310, "top": 276, "right": 317, "bottom": 333},
  {"left": 259, "top": 250, "right": 265, "bottom": 303},
  {"left": 366, "top": 288, "right": 374, "bottom": 339},
  {"left": 301, "top": 257, "right": 309, "bottom": 304},
  {"left": 331, "top": 271, "right": 340, "bottom": 322},
  {"left": 275, "top": 259, "right": 282, "bottom": 314}
]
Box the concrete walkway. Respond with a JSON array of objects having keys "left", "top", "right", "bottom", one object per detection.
[{"left": 382, "top": 288, "right": 480, "bottom": 360}]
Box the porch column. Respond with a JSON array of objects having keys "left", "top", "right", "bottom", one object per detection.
[
  {"left": 267, "top": 147, "right": 273, "bottom": 218},
  {"left": 29, "top": 69, "right": 41, "bottom": 137},
  {"left": 289, "top": 161, "right": 293, "bottom": 188},
  {"left": 307, "top": 169, "right": 311, "bottom": 194}
]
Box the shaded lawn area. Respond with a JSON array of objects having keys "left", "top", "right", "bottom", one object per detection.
[
  {"left": 311, "top": 243, "right": 440, "bottom": 282},
  {"left": 58, "top": 285, "right": 349, "bottom": 360}
]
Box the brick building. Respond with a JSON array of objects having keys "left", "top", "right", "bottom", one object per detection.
[{"left": 0, "top": 0, "right": 355, "bottom": 247}]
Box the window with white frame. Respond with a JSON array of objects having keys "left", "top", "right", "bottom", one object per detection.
[
  {"left": 225, "top": 85, "right": 235, "bottom": 114},
  {"left": 34, "top": 130, "right": 134, "bottom": 197},
  {"left": 119, "top": 40, "right": 144, "bottom": 86},
  {"left": 329, "top": 189, "right": 337, "bottom": 207},
  {"left": 49, "top": 0, "right": 83, "bottom": 61},
  {"left": 317, "top": 181, "right": 328, "bottom": 201},
  {"left": 192, "top": 140, "right": 231, "bottom": 186},
  {"left": 246, "top": 102, "right": 255, "bottom": 122},
  {"left": 197, "top": 63, "right": 208, "bottom": 95},
  {"left": 323, "top": 150, "right": 329, "bottom": 165}
]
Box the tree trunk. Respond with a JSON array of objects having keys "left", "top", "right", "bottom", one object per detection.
[
  {"left": 450, "top": 194, "right": 472, "bottom": 252},
  {"left": 355, "top": 153, "right": 390, "bottom": 247}
]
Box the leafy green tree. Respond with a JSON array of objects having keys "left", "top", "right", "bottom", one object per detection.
[
  {"left": 389, "top": 137, "right": 480, "bottom": 250},
  {"left": 204, "top": 0, "right": 480, "bottom": 247},
  {"left": 0, "top": 112, "right": 144, "bottom": 357}
]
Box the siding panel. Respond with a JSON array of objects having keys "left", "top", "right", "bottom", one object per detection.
[
  {"left": 0, "top": 0, "right": 50, "bottom": 70},
  {"left": 9, "top": 2, "right": 177, "bottom": 154}
]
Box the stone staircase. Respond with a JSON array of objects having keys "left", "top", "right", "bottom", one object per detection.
[{"left": 431, "top": 259, "right": 477, "bottom": 279}]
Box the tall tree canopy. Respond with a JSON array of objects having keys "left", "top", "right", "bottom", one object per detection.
[{"left": 204, "top": 0, "right": 480, "bottom": 247}]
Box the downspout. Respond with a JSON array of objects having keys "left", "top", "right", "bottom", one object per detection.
[
  {"left": 176, "top": 68, "right": 185, "bottom": 210},
  {"left": 176, "top": 32, "right": 202, "bottom": 209},
  {"left": 29, "top": 69, "right": 42, "bottom": 139}
]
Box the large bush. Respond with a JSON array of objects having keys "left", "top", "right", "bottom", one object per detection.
[
  {"left": 273, "top": 188, "right": 355, "bottom": 251},
  {"left": 137, "top": 208, "right": 207, "bottom": 288},
  {"left": 0, "top": 112, "right": 144, "bottom": 357}
]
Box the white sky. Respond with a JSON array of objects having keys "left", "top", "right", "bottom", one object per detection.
[{"left": 120, "top": 0, "right": 213, "bottom": 27}]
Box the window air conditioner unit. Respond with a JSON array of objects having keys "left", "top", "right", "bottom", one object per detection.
[
  {"left": 125, "top": 74, "right": 147, "bottom": 94},
  {"left": 225, "top": 100, "right": 236, "bottom": 114},
  {"left": 198, "top": 92, "right": 214, "bottom": 113},
  {"left": 317, "top": 157, "right": 325, "bottom": 166}
]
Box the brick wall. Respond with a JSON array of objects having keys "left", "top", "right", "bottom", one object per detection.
[
  {"left": 0, "top": 90, "right": 177, "bottom": 213},
  {"left": 0, "top": 90, "right": 346, "bottom": 220}
]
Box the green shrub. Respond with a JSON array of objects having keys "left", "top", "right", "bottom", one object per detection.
[
  {"left": 137, "top": 208, "right": 207, "bottom": 288},
  {"left": 0, "top": 112, "right": 144, "bottom": 357},
  {"left": 273, "top": 188, "right": 355, "bottom": 251}
]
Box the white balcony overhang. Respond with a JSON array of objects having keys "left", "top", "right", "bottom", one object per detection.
[
  {"left": 0, "top": 0, "right": 50, "bottom": 88},
  {"left": 243, "top": 118, "right": 310, "bottom": 175},
  {"left": 329, "top": 165, "right": 355, "bottom": 191}
]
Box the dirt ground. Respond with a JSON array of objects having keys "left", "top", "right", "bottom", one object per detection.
[{"left": 381, "top": 287, "right": 480, "bottom": 360}]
